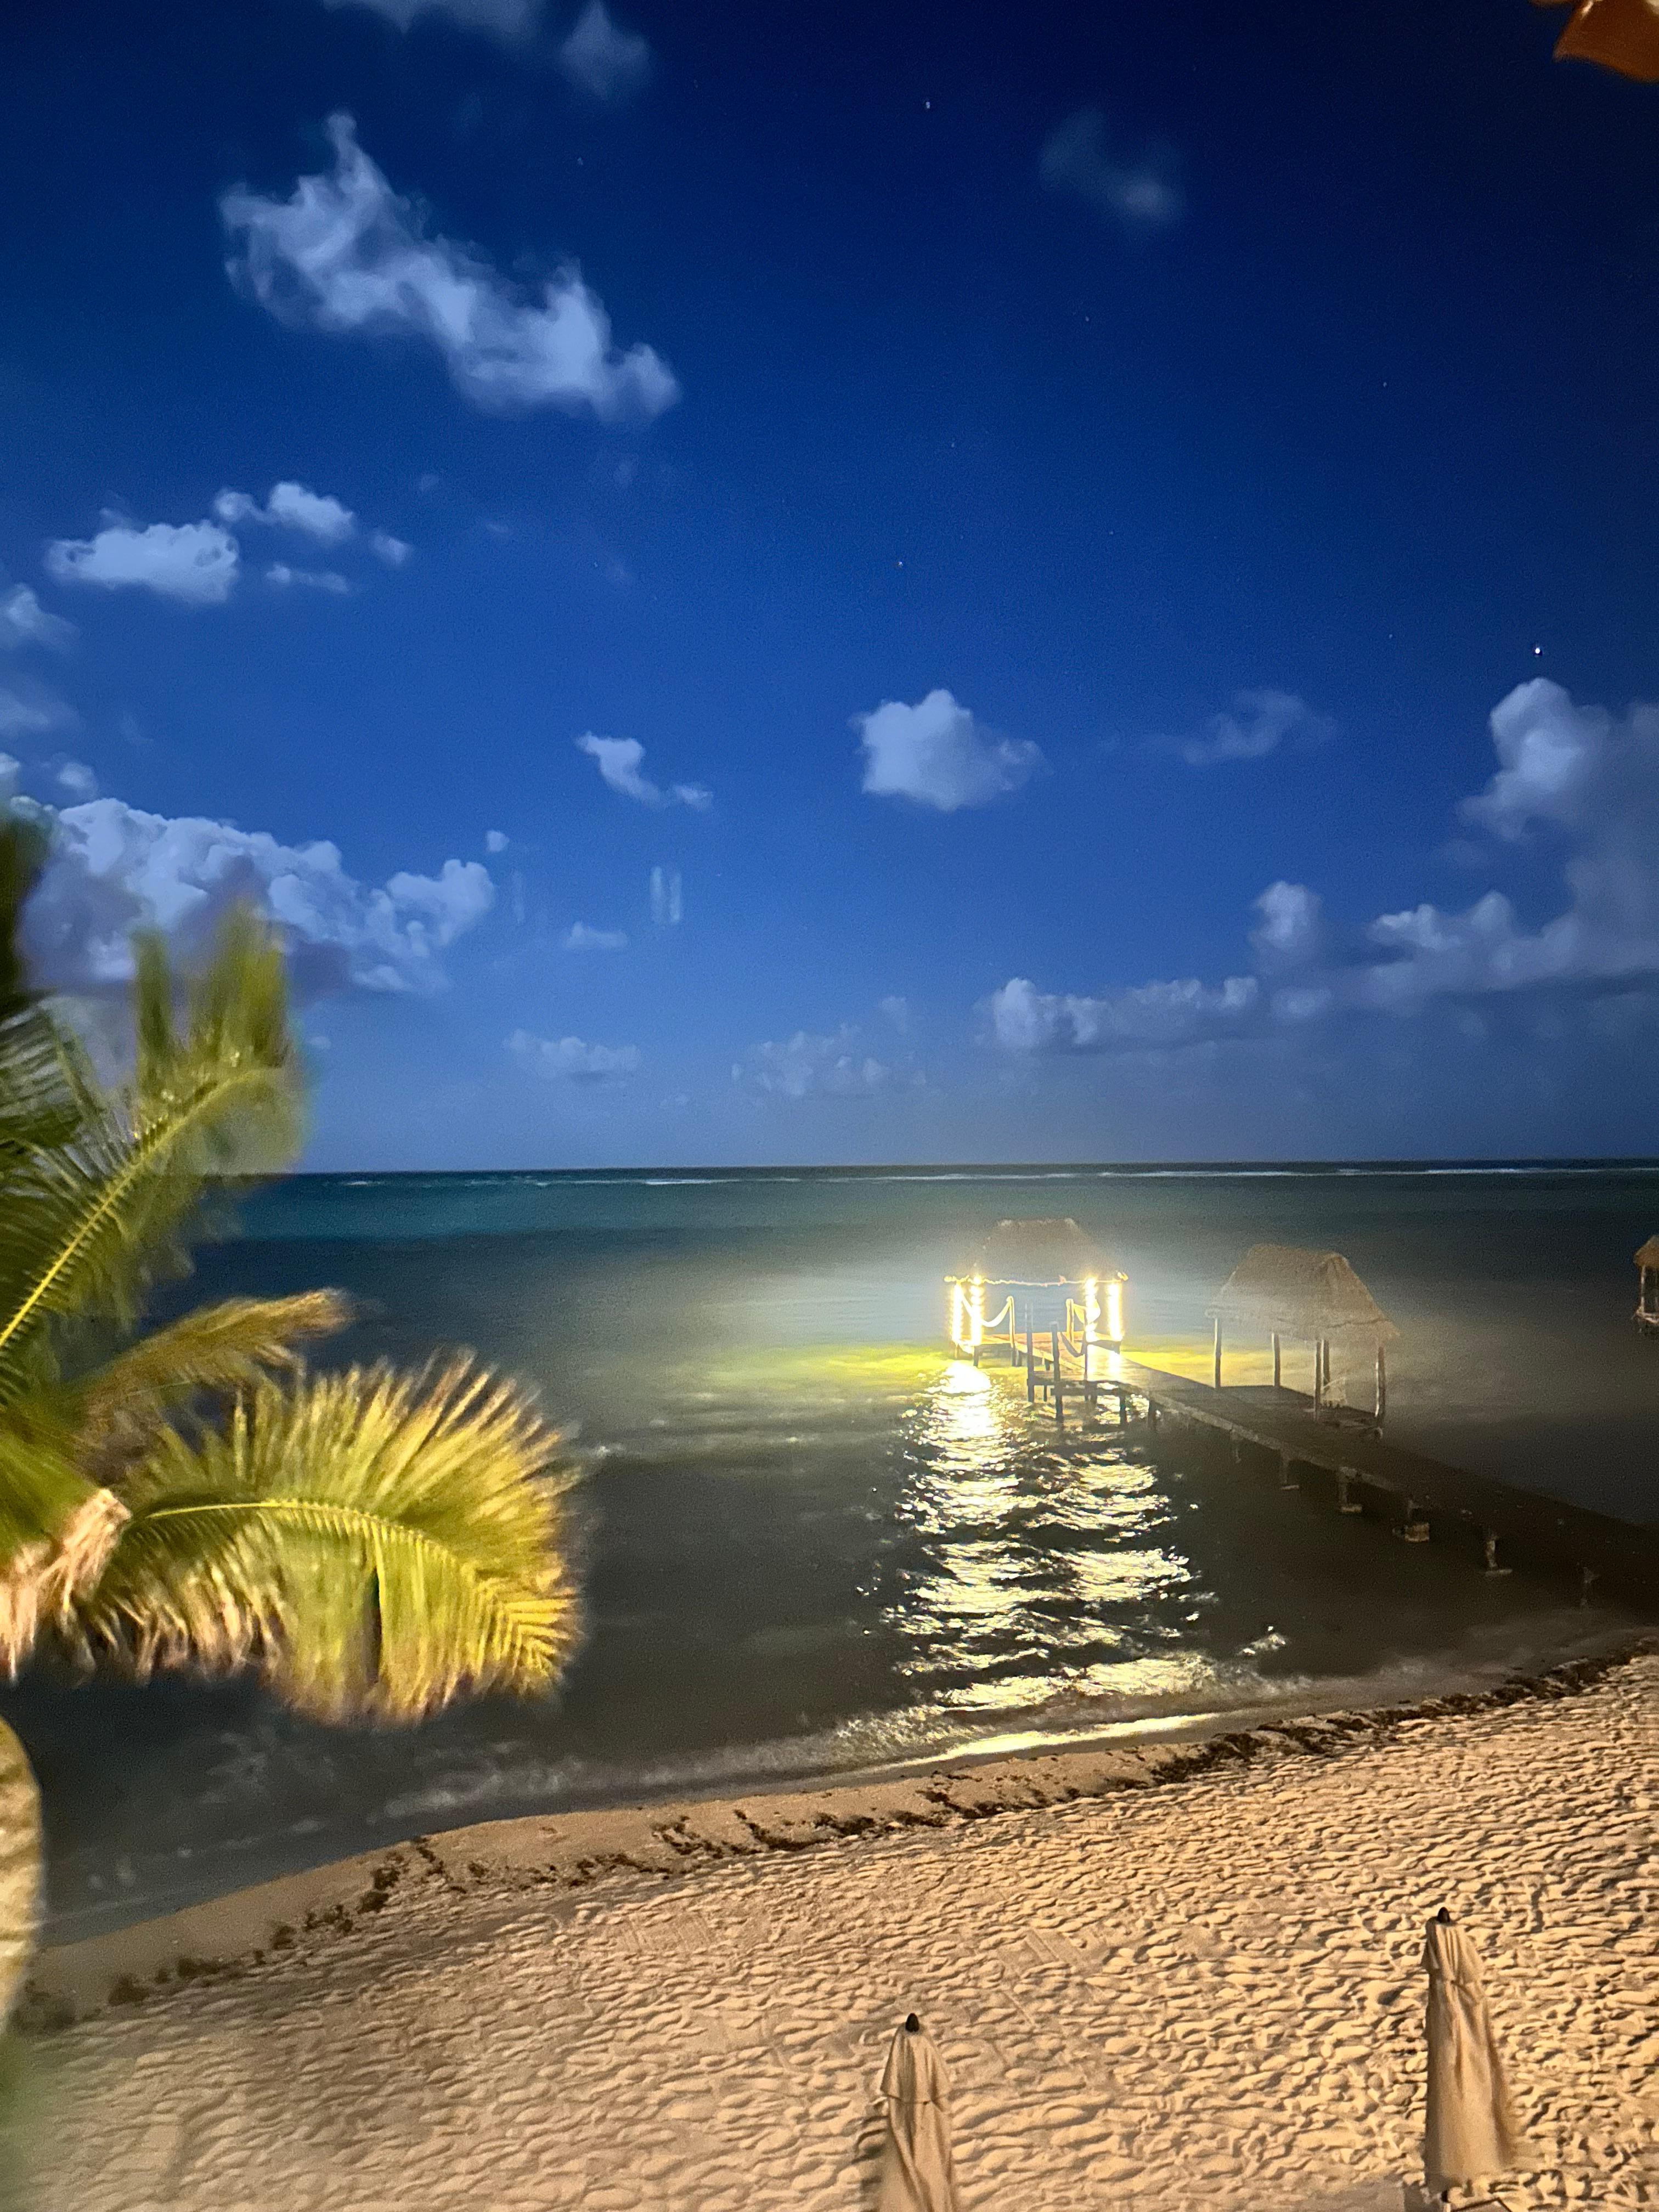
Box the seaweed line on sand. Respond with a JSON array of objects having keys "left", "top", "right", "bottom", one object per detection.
[{"left": 18, "top": 1632, "right": 1656, "bottom": 2034}]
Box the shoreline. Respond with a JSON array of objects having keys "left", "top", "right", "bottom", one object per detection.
[{"left": 24, "top": 1627, "right": 1654, "bottom": 2033}]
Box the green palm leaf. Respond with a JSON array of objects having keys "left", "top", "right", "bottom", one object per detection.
[
  {"left": 72, "top": 1291, "right": 350, "bottom": 1466},
  {"left": 71, "top": 1359, "right": 579, "bottom": 1720},
  {"left": 0, "top": 910, "right": 301, "bottom": 1415}
]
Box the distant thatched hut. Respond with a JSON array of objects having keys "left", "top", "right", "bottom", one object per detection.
[
  {"left": 1208, "top": 1243, "right": 1398, "bottom": 1421},
  {"left": 1635, "top": 1237, "right": 1659, "bottom": 1335},
  {"left": 946, "top": 1217, "right": 1126, "bottom": 1357}
]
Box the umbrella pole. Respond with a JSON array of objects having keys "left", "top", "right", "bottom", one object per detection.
[
  {"left": 1374, "top": 1341, "right": 1387, "bottom": 1425},
  {"left": 1271, "top": 1330, "right": 1281, "bottom": 1388},
  {"left": 1212, "top": 1316, "right": 1222, "bottom": 1389},
  {"left": 1312, "top": 1339, "right": 1323, "bottom": 1413}
]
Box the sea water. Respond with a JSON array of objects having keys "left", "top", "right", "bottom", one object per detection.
[{"left": 7, "top": 1161, "right": 1657, "bottom": 1943}]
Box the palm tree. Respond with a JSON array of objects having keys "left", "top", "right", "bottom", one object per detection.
[{"left": 0, "top": 820, "right": 579, "bottom": 2022}]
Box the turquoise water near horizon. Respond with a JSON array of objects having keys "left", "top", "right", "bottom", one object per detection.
[{"left": 5, "top": 1159, "right": 1657, "bottom": 1944}]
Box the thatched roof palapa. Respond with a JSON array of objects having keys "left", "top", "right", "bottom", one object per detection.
[
  {"left": 1208, "top": 1243, "right": 1397, "bottom": 1344},
  {"left": 1635, "top": 1236, "right": 1659, "bottom": 1270},
  {"left": 956, "top": 1217, "right": 1122, "bottom": 1286}
]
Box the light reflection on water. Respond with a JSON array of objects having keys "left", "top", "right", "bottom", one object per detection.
[
  {"left": 884, "top": 1360, "right": 1206, "bottom": 1716},
  {"left": 4, "top": 1165, "right": 1652, "bottom": 1943}
]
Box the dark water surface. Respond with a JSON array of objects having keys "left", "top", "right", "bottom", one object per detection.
[{"left": 7, "top": 1163, "right": 1656, "bottom": 1943}]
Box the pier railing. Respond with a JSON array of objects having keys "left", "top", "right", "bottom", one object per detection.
[{"left": 961, "top": 1324, "right": 1659, "bottom": 1611}]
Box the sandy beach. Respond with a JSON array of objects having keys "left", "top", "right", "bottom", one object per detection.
[{"left": 8, "top": 1646, "right": 1656, "bottom": 2211}]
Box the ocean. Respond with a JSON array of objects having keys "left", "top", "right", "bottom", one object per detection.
[{"left": 7, "top": 1161, "right": 1657, "bottom": 1944}]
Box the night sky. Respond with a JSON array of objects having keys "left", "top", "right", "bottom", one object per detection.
[{"left": 5, "top": 0, "right": 1659, "bottom": 1166}]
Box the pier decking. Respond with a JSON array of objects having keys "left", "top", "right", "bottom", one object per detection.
[{"left": 980, "top": 1331, "right": 1659, "bottom": 1610}]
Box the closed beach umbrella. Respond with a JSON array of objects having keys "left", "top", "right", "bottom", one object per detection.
[
  {"left": 877, "top": 2013, "right": 960, "bottom": 2212},
  {"left": 1423, "top": 1910, "right": 1526, "bottom": 2200}
]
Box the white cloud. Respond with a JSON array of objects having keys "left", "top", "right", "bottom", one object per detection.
[
  {"left": 990, "top": 678, "right": 1659, "bottom": 1058},
  {"left": 576, "top": 732, "right": 711, "bottom": 809},
  {"left": 562, "top": 921, "right": 628, "bottom": 951},
  {"left": 856, "top": 688, "right": 1043, "bottom": 812},
  {"left": 45, "top": 517, "right": 240, "bottom": 606},
  {"left": 507, "top": 1028, "right": 640, "bottom": 1081},
  {"left": 16, "top": 792, "right": 493, "bottom": 1000},
  {"left": 215, "top": 481, "right": 357, "bottom": 545},
  {"left": 649, "top": 865, "right": 682, "bottom": 927},
  {"left": 735, "top": 1025, "right": 893, "bottom": 1100},
  {"left": 0, "top": 585, "right": 75, "bottom": 652},
  {"left": 0, "top": 681, "right": 77, "bottom": 740},
  {"left": 988, "top": 974, "right": 1260, "bottom": 1054},
  {"left": 557, "top": 2, "right": 651, "bottom": 101},
  {"left": 1250, "top": 881, "right": 1325, "bottom": 968},
  {"left": 222, "top": 115, "right": 679, "bottom": 421},
  {"left": 484, "top": 829, "right": 509, "bottom": 853},
  {"left": 267, "top": 563, "right": 353, "bottom": 594},
  {"left": 371, "top": 529, "right": 413, "bottom": 567},
  {"left": 1173, "top": 689, "right": 1335, "bottom": 767},
  {"left": 321, "top": 0, "right": 541, "bottom": 42},
  {"left": 878, "top": 994, "right": 910, "bottom": 1033},
  {"left": 1040, "top": 109, "right": 1184, "bottom": 234},
  {"left": 55, "top": 761, "right": 97, "bottom": 799}
]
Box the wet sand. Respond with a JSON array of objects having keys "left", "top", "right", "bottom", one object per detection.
[{"left": 9, "top": 1645, "right": 1657, "bottom": 2211}]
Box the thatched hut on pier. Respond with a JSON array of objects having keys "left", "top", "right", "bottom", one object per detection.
[
  {"left": 946, "top": 1217, "right": 1126, "bottom": 1358},
  {"left": 1635, "top": 1237, "right": 1659, "bottom": 1335},
  {"left": 1207, "top": 1243, "right": 1397, "bottom": 1421}
]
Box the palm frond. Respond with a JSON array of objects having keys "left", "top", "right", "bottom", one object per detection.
[
  {"left": 70, "top": 1358, "right": 579, "bottom": 1721},
  {"left": 0, "top": 1717, "right": 41, "bottom": 2030},
  {"left": 0, "top": 1007, "right": 94, "bottom": 1166},
  {"left": 0, "top": 910, "right": 303, "bottom": 1413},
  {"left": 0, "top": 821, "right": 50, "bottom": 1030},
  {"left": 72, "top": 1291, "right": 351, "bottom": 1468},
  {"left": 0, "top": 1403, "right": 99, "bottom": 1573},
  {"left": 0, "top": 1487, "right": 127, "bottom": 1677}
]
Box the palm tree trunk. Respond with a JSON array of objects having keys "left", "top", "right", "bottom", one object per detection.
[{"left": 0, "top": 1721, "right": 40, "bottom": 2026}]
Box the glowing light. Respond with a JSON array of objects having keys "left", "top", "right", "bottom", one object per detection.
[
  {"left": 968, "top": 1275, "right": 985, "bottom": 1348},
  {"left": 950, "top": 1280, "right": 968, "bottom": 1348},
  {"left": 1106, "top": 1277, "right": 1125, "bottom": 1342},
  {"left": 1084, "top": 1276, "right": 1101, "bottom": 1344}
]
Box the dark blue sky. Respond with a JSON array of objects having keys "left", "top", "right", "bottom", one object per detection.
[{"left": 5, "top": 0, "right": 1659, "bottom": 1165}]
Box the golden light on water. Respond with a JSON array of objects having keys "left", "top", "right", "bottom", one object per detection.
[{"left": 889, "top": 1358, "right": 1194, "bottom": 1714}]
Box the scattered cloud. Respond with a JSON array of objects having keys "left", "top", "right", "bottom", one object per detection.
[
  {"left": 507, "top": 1028, "right": 640, "bottom": 1081},
  {"left": 856, "top": 688, "right": 1043, "bottom": 812},
  {"left": 1250, "top": 880, "right": 1326, "bottom": 969},
  {"left": 989, "top": 678, "right": 1659, "bottom": 1058},
  {"left": 0, "top": 585, "right": 75, "bottom": 652},
  {"left": 557, "top": 2, "right": 651, "bottom": 101},
  {"left": 878, "top": 994, "right": 910, "bottom": 1033},
  {"left": 576, "top": 732, "right": 711, "bottom": 809},
  {"left": 14, "top": 789, "right": 493, "bottom": 999},
  {"left": 484, "top": 829, "right": 510, "bottom": 854},
  {"left": 563, "top": 921, "right": 628, "bottom": 950},
  {"left": 0, "top": 681, "right": 77, "bottom": 740},
  {"left": 45, "top": 516, "right": 240, "bottom": 606},
  {"left": 1171, "top": 688, "right": 1336, "bottom": 767},
  {"left": 267, "top": 563, "right": 353, "bottom": 594},
  {"left": 735, "top": 1025, "right": 894, "bottom": 1100},
  {"left": 54, "top": 761, "right": 97, "bottom": 799},
  {"left": 215, "top": 481, "right": 357, "bottom": 545},
  {"left": 321, "top": 0, "right": 541, "bottom": 40},
  {"left": 649, "top": 865, "right": 682, "bottom": 927},
  {"left": 222, "top": 115, "right": 679, "bottom": 421},
  {"left": 371, "top": 529, "right": 413, "bottom": 567},
  {"left": 987, "top": 973, "right": 1260, "bottom": 1054},
  {"left": 1040, "top": 108, "right": 1185, "bottom": 235}
]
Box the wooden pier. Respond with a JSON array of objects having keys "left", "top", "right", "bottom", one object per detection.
[{"left": 973, "top": 1327, "right": 1659, "bottom": 1611}]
